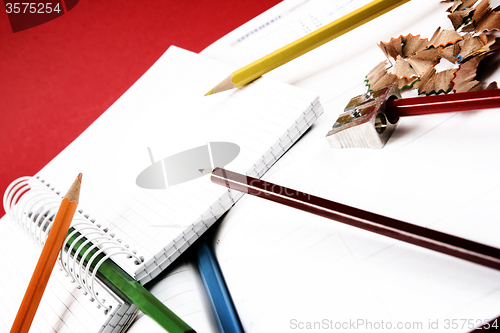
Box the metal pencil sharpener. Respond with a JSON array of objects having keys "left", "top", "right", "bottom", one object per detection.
[{"left": 326, "top": 83, "right": 401, "bottom": 148}]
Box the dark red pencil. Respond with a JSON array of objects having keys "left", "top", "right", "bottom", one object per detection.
[
  {"left": 387, "top": 88, "right": 500, "bottom": 118},
  {"left": 211, "top": 167, "right": 500, "bottom": 272}
]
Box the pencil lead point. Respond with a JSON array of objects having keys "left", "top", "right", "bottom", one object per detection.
[
  {"left": 64, "top": 174, "right": 82, "bottom": 203},
  {"left": 204, "top": 89, "right": 214, "bottom": 96}
]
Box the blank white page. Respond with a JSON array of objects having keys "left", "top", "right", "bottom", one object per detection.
[
  {"left": 34, "top": 46, "right": 321, "bottom": 284},
  {"left": 0, "top": 215, "right": 109, "bottom": 333}
]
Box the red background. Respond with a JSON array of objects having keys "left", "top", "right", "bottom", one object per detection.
[{"left": 0, "top": 0, "right": 281, "bottom": 214}]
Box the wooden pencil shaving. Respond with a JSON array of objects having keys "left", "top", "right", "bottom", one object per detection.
[
  {"left": 366, "top": 61, "right": 418, "bottom": 91},
  {"left": 428, "top": 27, "right": 463, "bottom": 48},
  {"left": 451, "top": 54, "right": 486, "bottom": 92},
  {"left": 366, "top": 61, "right": 398, "bottom": 91},
  {"left": 394, "top": 55, "right": 418, "bottom": 79},
  {"left": 365, "top": 0, "right": 499, "bottom": 95},
  {"left": 448, "top": 8, "right": 475, "bottom": 29},
  {"left": 438, "top": 44, "right": 459, "bottom": 63},
  {"left": 461, "top": 0, "right": 500, "bottom": 32},
  {"left": 415, "top": 67, "right": 457, "bottom": 95},
  {"left": 456, "top": 33, "right": 497, "bottom": 62},
  {"left": 438, "top": 33, "right": 496, "bottom": 64},
  {"left": 444, "top": 0, "right": 480, "bottom": 13},
  {"left": 377, "top": 34, "right": 437, "bottom": 79},
  {"left": 378, "top": 34, "right": 428, "bottom": 62},
  {"left": 378, "top": 36, "right": 403, "bottom": 61},
  {"left": 444, "top": 0, "right": 479, "bottom": 29},
  {"left": 408, "top": 48, "right": 440, "bottom": 74}
]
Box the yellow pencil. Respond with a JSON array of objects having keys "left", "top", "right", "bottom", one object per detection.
[{"left": 206, "top": 0, "right": 411, "bottom": 95}]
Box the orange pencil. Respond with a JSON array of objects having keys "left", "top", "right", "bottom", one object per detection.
[{"left": 11, "top": 173, "right": 82, "bottom": 333}]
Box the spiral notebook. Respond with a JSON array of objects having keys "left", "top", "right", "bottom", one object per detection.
[
  {"left": 0, "top": 46, "right": 322, "bottom": 332},
  {"left": 1, "top": 180, "right": 138, "bottom": 333}
]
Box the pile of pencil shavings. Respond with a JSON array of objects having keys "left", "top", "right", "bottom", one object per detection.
[{"left": 366, "top": 0, "right": 500, "bottom": 96}]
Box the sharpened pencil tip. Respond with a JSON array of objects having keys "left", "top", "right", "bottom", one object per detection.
[
  {"left": 64, "top": 174, "right": 82, "bottom": 203},
  {"left": 205, "top": 75, "right": 236, "bottom": 96}
]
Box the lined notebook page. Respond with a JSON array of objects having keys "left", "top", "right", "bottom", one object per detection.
[
  {"left": 35, "top": 46, "right": 321, "bottom": 283},
  {"left": 127, "top": 260, "right": 217, "bottom": 333},
  {"left": 202, "top": 0, "right": 373, "bottom": 67},
  {"left": 0, "top": 215, "right": 109, "bottom": 333}
]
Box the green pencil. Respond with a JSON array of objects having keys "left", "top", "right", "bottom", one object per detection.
[{"left": 64, "top": 227, "right": 195, "bottom": 333}]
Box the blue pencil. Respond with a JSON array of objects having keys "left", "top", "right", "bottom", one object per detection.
[{"left": 196, "top": 241, "right": 243, "bottom": 333}]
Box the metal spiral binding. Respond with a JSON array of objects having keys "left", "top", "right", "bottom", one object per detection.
[{"left": 3, "top": 176, "right": 144, "bottom": 311}]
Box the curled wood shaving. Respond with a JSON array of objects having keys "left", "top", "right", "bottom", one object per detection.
[
  {"left": 378, "top": 36, "right": 402, "bottom": 61},
  {"left": 462, "top": 0, "right": 500, "bottom": 32},
  {"left": 377, "top": 35, "right": 437, "bottom": 79},
  {"left": 408, "top": 48, "right": 440, "bottom": 75},
  {"left": 438, "top": 33, "right": 497, "bottom": 63},
  {"left": 428, "top": 27, "right": 463, "bottom": 48},
  {"left": 366, "top": 61, "right": 398, "bottom": 91},
  {"left": 400, "top": 34, "right": 429, "bottom": 58},
  {"left": 452, "top": 54, "right": 486, "bottom": 92},
  {"left": 398, "top": 77, "right": 420, "bottom": 90},
  {"left": 446, "top": 0, "right": 480, "bottom": 13},
  {"left": 366, "top": 0, "right": 499, "bottom": 96},
  {"left": 378, "top": 34, "right": 428, "bottom": 62},
  {"left": 456, "top": 33, "right": 496, "bottom": 63},
  {"left": 439, "top": 44, "right": 460, "bottom": 63},
  {"left": 365, "top": 61, "right": 418, "bottom": 91},
  {"left": 415, "top": 67, "right": 458, "bottom": 95},
  {"left": 394, "top": 55, "right": 418, "bottom": 79},
  {"left": 448, "top": 7, "right": 474, "bottom": 29}
]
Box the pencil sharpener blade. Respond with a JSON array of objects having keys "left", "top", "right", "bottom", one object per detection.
[{"left": 326, "top": 83, "right": 401, "bottom": 148}]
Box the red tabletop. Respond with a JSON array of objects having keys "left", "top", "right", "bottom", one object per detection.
[{"left": 0, "top": 0, "right": 280, "bottom": 214}]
